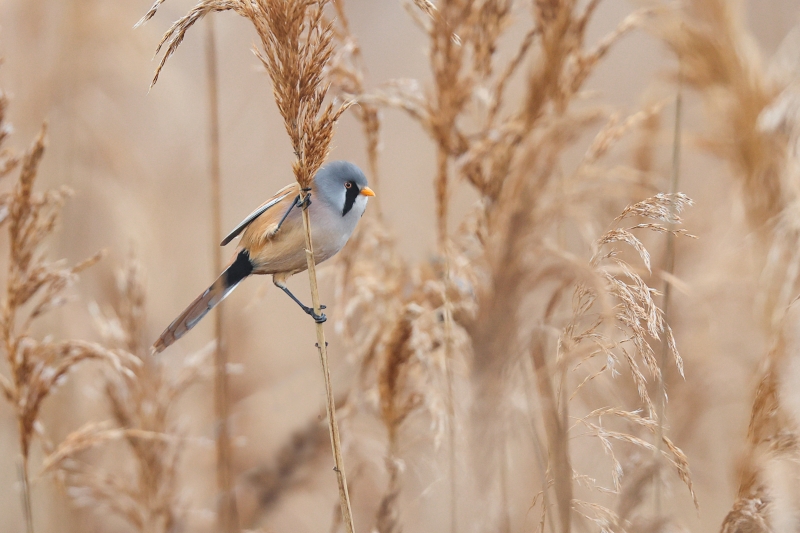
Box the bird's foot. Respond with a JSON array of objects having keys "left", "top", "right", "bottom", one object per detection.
[
  {"left": 298, "top": 189, "right": 312, "bottom": 210},
  {"left": 278, "top": 285, "right": 326, "bottom": 323},
  {"left": 300, "top": 303, "right": 327, "bottom": 323}
]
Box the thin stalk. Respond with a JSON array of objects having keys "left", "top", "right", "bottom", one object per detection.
[
  {"left": 439, "top": 198, "right": 457, "bottom": 533},
  {"left": 655, "top": 63, "right": 683, "bottom": 516},
  {"left": 558, "top": 360, "right": 570, "bottom": 533},
  {"left": 18, "top": 456, "right": 33, "bottom": 533},
  {"left": 531, "top": 340, "right": 571, "bottom": 533},
  {"left": 500, "top": 430, "right": 511, "bottom": 533},
  {"left": 443, "top": 286, "right": 458, "bottom": 533},
  {"left": 436, "top": 148, "right": 449, "bottom": 247},
  {"left": 205, "top": 17, "right": 239, "bottom": 533},
  {"left": 8, "top": 235, "right": 32, "bottom": 533},
  {"left": 520, "top": 355, "right": 556, "bottom": 533},
  {"left": 299, "top": 194, "right": 355, "bottom": 533}
]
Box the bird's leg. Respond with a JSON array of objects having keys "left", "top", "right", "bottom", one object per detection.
[
  {"left": 269, "top": 195, "right": 301, "bottom": 237},
  {"left": 277, "top": 284, "right": 327, "bottom": 323},
  {"left": 274, "top": 188, "right": 320, "bottom": 322},
  {"left": 272, "top": 190, "right": 312, "bottom": 237}
]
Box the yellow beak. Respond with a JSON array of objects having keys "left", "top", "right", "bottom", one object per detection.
[{"left": 360, "top": 186, "right": 376, "bottom": 197}]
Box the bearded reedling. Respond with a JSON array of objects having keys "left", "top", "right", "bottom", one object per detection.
[{"left": 153, "top": 161, "right": 374, "bottom": 353}]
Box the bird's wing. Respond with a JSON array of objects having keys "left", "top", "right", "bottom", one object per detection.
[{"left": 220, "top": 183, "right": 298, "bottom": 246}]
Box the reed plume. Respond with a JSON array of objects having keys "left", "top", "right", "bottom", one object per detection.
[
  {"left": 371, "top": 2, "right": 659, "bottom": 529},
  {"left": 0, "top": 88, "right": 127, "bottom": 533},
  {"left": 40, "top": 258, "right": 212, "bottom": 533},
  {"left": 656, "top": 1, "right": 800, "bottom": 529}
]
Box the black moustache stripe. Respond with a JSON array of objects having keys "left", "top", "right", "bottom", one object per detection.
[{"left": 342, "top": 186, "right": 359, "bottom": 216}]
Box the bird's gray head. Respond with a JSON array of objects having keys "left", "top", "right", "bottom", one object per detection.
[{"left": 314, "top": 161, "right": 374, "bottom": 218}]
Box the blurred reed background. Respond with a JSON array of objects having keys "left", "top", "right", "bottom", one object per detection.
[{"left": 0, "top": 1, "right": 799, "bottom": 532}]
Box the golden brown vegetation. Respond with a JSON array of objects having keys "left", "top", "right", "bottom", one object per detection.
[
  {"left": 41, "top": 258, "right": 212, "bottom": 533},
  {"left": 0, "top": 91, "right": 133, "bottom": 533},
  {"left": 1, "top": 0, "right": 800, "bottom": 532}
]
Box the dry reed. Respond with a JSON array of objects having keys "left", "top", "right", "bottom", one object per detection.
[
  {"left": 0, "top": 88, "right": 129, "bottom": 533},
  {"left": 4, "top": 0, "right": 800, "bottom": 532},
  {"left": 44, "top": 258, "right": 212, "bottom": 533},
  {"left": 318, "top": 2, "right": 700, "bottom": 532},
  {"left": 656, "top": 1, "right": 800, "bottom": 529},
  {"left": 289, "top": 2, "right": 703, "bottom": 532},
  {"left": 203, "top": 14, "right": 240, "bottom": 533}
]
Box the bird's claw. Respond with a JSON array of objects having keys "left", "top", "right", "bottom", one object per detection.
[
  {"left": 279, "top": 285, "right": 327, "bottom": 324},
  {"left": 301, "top": 304, "right": 327, "bottom": 323}
]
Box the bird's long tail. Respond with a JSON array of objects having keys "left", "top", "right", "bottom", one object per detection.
[{"left": 152, "top": 250, "right": 254, "bottom": 354}]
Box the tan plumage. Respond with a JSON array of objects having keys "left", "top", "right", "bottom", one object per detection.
[
  {"left": 152, "top": 161, "right": 374, "bottom": 354},
  {"left": 240, "top": 183, "right": 311, "bottom": 277},
  {"left": 220, "top": 183, "right": 296, "bottom": 246}
]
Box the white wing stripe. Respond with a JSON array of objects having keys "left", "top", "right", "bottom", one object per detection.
[{"left": 220, "top": 191, "right": 293, "bottom": 246}]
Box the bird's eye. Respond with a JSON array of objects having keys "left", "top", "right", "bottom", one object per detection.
[{"left": 345, "top": 182, "right": 353, "bottom": 189}]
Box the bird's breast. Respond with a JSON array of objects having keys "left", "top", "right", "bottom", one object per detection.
[
  {"left": 245, "top": 198, "right": 357, "bottom": 275},
  {"left": 309, "top": 204, "right": 354, "bottom": 261}
]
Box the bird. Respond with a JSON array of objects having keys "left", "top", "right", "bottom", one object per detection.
[{"left": 152, "top": 160, "right": 374, "bottom": 354}]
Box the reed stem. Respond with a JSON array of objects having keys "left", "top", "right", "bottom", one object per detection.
[
  {"left": 205, "top": 17, "right": 239, "bottom": 533},
  {"left": 442, "top": 277, "right": 458, "bottom": 533},
  {"left": 655, "top": 61, "right": 683, "bottom": 517},
  {"left": 18, "top": 455, "right": 34, "bottom": 533},
  {"left": 299, "top": 195, "right": 355, "bottom": 533},
  {"left": 531, "top": 339, "right": 571, "bottom": 533}
]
